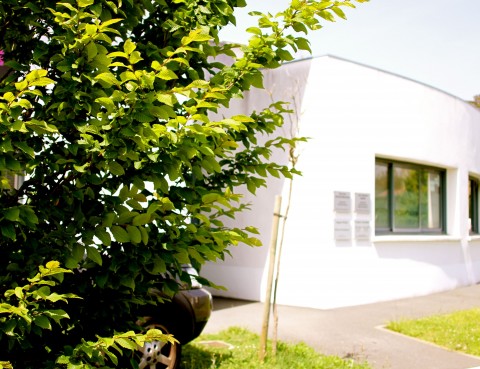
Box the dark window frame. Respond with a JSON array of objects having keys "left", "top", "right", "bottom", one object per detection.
[
  {"left": 375, "top": 158, "right": 446, "bottom": 235},
  {"left": 469, "top": 177, "right": 479, "bottom": 234}
]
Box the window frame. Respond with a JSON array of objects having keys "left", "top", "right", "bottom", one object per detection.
[
  {"left": 375, "top": 158, "right": 446, "bottom": 235},
  {"left": 469, "top": 177, "right": 479, "bottom": 234}
]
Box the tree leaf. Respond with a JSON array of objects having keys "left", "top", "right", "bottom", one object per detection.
[
  {"left": 158, "top": 67, "right": 178, "bottom": 80},
  {"left": 45, "top": 260, "right": 60, "bottom": 269},
  {"left": 139, "top": 226, "right": 148, "bottom": 245},
  {"left": 72, "top": 244, "right": 85, "bottom": 262},
  {"left": 149, "top": 106, "right": 170, "bottom": 120},
  {"left": 4, "top": 207, "right": 20, "bottom": 222},
  {"left": 150, "top": 255, "right": 166, "bottom": 274},
  {"left": 42, "top": 309, "right": 70, "bottom": 323},
  {"left": 129, "top": 51, "right": 143, "bottom": 64},
  {"left": 20, "top": 206, "right": 39, "bottom": 225},
  {"left": 132, "top": 213, "right": 151, "bottom": 226},
  {"left": 126, "top": 225, "right": 141, "bottom": 244},
  {"left": 30, "top": 77, "right": 54, "bottom": 87},
  {"left": 78, "top": 0, "right": 94, "bottom": 7},
  {"left": 295, "top": 37, "right": 312, "bottom": 52},
  {"left": 182, "top": 29, "right": 212, "bottom": 45},
  {"left": 174, "top": 249, "right": 190, "bottom": 264},
  {"left": 99, "top": 18, "right": 123, "bottom": 29},
  {"left": 85, "top": 24, "right": 97, "bottom": 36},
  {"left": 34, "top": 315, "right": 52, "bottom": 330},
  {"left": 120, "top": 276, "right": 135, "bottom": 289},
  {"left": 1, "top": 224, "right": 16, "bottom": 240},
  {"left": 13, "top": 141, "right": 35, "bottom": 158},
  {"left": 95, "top": 72, "right": 120, "bottom": 87},
  {"left": 124, "top": 39, "right": 136, "bottom": 55},
  {"left": 86, "top": 247, "right": 102, "bottom": 266},
  {"left": 111, "top": 226, "right": 130, "bottom": 243},
  {"left": 202, "top": 193, "right": 220, "bottom": 204},
  {"left": 95, "top": 97, "right": 115, "bottom": 112},
  {"left": 95, "top": 227, "right": 112, "bottom": 246},
  {"left": 115, "top": 337, "right": 137, "bottom": 350},
  {"left": 108, "top": 161, "right": 125, "bottom": 176}
]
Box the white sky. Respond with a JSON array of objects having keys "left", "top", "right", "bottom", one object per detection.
[{"left": 220, "top": 0, "right": 480, "bottom": 101}]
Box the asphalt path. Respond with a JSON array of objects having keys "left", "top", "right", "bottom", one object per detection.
[{"left": 204, "top": 285, "right": 480, "bottom": 369}]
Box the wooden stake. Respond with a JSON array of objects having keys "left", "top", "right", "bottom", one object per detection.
[
  {"left": 259, "top": 195, "right": 282, "bottom": 362},
  {"left": 272, "top": 176, "right": 293, "bottom": 355}
]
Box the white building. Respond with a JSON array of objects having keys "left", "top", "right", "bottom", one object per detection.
[{"left": 202, "top": 55, "right": 480, "bottom": 309}]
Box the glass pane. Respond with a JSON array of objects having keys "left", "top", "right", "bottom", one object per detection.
[
  {"left": 394, "top": 166, "right": 420, "bottom": 229},
  {"left": 375, "top": 163, "right": 389, "bottom": 229},
  {"left": 421, "top": 171, "right": 441, "bottom": 229}
]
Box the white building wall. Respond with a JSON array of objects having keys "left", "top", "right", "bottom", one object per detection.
[{"left": 202, "top": 55, "right": 480, "bottom": 309}]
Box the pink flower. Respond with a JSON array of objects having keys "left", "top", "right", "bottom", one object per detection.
[{"left": 0, "top": 50, "right": 3, "bottom": 66}]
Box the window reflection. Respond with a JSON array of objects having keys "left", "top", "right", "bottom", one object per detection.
[
  {"left": 394, "top": 166, "right": 419, "bottom": 229},
  {"left": 375, "top": 159, "right": 444, "bottom": 234},
  {"left": 375, "top": 163, "right": 388, "bottom": 229}
]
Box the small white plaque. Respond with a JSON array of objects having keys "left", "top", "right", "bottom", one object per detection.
[
  {"left": 355, "top": 220, "right": 371, "bottom": 240},
  {"left": 334, "top": 220, "right": 351, "bottom": 240},
  {"left": 355, "top": 193, "right": 371, "bottom": 214},
  {"left": 334, "top": 191, "right": 351, "bottom": 213}
]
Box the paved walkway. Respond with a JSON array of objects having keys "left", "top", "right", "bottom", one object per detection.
[{"left": 203, "top": 285, "right": 480, "bottom": 369}]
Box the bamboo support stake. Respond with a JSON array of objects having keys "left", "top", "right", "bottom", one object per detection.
[{"left": 259, "top": 195, "right": 282, "bottom": 362}]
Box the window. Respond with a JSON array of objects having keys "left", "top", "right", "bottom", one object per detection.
[
  {"left": 469, "top": 177, "right": 479, "bottom": 234},
  {"left": 375, "top": 159, "right": 445, "bottom": 234}
]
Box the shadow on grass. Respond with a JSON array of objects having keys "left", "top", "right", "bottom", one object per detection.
[{"left": 180, "top": 342, "right": 233, "bottom": 369}]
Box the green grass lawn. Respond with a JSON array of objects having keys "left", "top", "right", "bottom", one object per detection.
[
  {"left": 386, "top": 308, "right": 480, "bottom": 356},
  {"left": 180, "top": 327, "right": 372, "bottom": 369}
]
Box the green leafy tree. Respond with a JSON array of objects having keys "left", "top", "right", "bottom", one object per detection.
[{"left": 0, "top": 0, "right": 366, "bottom": 367}]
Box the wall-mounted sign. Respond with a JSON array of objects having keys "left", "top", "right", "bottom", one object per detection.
[
  {"left": 355, "top": 193, "right": 371, "bottom": 214},
  {"left": 334, "top": 220, "right": 351, "bottom": 240},
  {"left": 355, "top": 220, "right": 371, "bottom": 240},
  {"left": 334, "top": 191, "right": 351, "bottom": 213}
]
